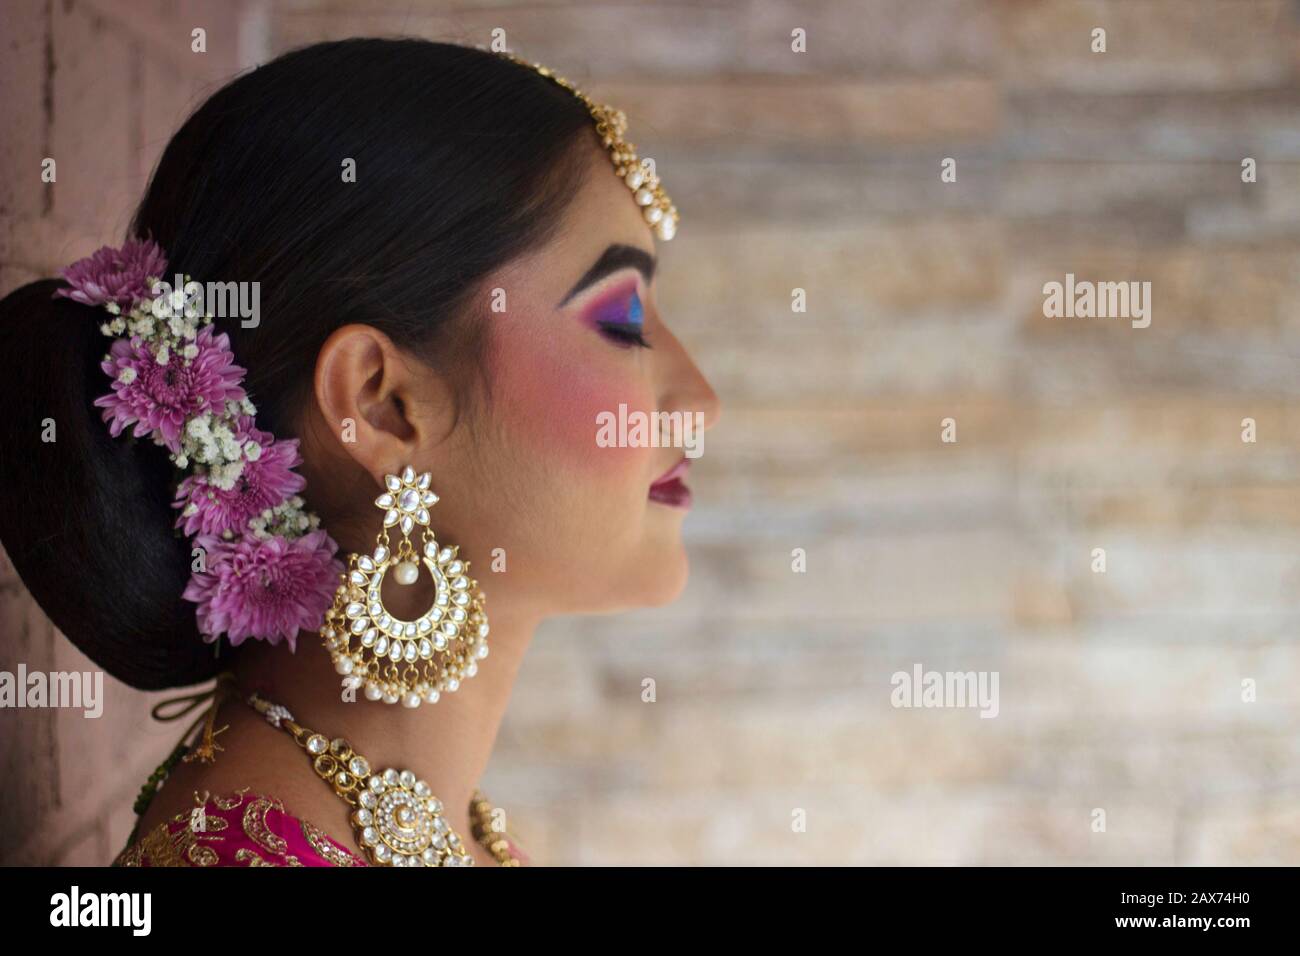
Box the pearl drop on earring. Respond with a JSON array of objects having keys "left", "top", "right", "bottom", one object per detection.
[{"left": 394, "top": 560, "right": 420, "bottom": 586}]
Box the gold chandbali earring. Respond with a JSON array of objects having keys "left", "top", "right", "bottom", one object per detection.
[{"left": 321, "top": 466, "right": 489, "bottom": 707}]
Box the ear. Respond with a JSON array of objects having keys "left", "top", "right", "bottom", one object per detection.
[{"left": 312, "top": 324, "right": 454, "bottom": 485}]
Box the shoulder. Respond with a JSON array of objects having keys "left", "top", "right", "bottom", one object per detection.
[
  {"left": 114, "top": 789, "right": 366, "bottom": 868},
  {"left": 119, "top": 703, "right": 365, "bottom": 866}
]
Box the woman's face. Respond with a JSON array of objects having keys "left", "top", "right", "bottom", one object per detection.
[{"left": 435, "top": 138, "right": 720, "bottom": 618}]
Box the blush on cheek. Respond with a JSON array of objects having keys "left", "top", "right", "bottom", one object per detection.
[{"left": 490, "top": 326, "right": 651, "bottom": 477}]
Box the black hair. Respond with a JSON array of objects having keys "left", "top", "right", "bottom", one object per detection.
[{"left": 0, "top": 38, "right": 594, "bottom": 689}]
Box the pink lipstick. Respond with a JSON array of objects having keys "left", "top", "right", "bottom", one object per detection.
[{"left": 649, "top": 457, "right": 692, "bottom": 508}]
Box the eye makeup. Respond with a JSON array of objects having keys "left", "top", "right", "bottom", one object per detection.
[{"left": 583, "top": 280, "right": 650, "bottom": 349}]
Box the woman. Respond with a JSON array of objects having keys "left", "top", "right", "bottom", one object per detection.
[{"left": 0, "top": 38, "right": 719, "bottom": 867}]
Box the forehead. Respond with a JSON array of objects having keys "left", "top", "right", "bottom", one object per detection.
[
  {"left": 481, "top": 133, "right": 659, "bottom": 313},
  {"left": 563, "top": 133, "right": 658, "bottom": 247}
]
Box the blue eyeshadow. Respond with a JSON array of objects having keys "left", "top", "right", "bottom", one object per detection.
[{"left": 593, "top": 288, "right": 644, "bottom": 326}]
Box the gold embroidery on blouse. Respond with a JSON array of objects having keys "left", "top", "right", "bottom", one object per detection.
[
  {"left": 212, "top": 788, "right": 250, "bottom": 811},
  {"left": 243, "top": 796, "right": 290, "bottom": 858},
  {"left": 186, "top": 842, "right": 220, "bottom": 867},
  {"left": 124, "top": 821, "right": 189, "bottom": 868},
  {"left": 113, "top": 837, "right": 145, "bottom": 867},
  {"left": 301, "top": 820, "right": 362, "bottom": 867},
  {"left": 234, "top": 848, "right": 304, "bottom": 867},
  {"left": 117, "top": 790, "right": 347, "bottom": 867},
  {"left": 235, "top": 848, "right": 275, "bottom": 866},
  {"left": 178, "top": 816, "right": 223, "bottom": 866}
]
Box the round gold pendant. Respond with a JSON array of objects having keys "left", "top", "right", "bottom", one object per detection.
[
  {"left": 303, "top": 732, "right": 473, "bottom": 867},
  {"left": 354, "top": 767, "right": 473, "bottom": 866}
]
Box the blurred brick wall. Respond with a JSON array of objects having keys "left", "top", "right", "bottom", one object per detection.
[
  {"left": 3, "top": 0, "right": 1299, "bottom": 865},
  {"left": 0, "top": 0, "right": 264, "bottom": 865}
]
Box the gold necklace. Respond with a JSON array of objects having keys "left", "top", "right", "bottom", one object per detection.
[
  {"left": 469, "top": 791, "right": 524, "bottom": 867},
  {"left": 246, "top": 690, "right": 523, "bottom": 866}
]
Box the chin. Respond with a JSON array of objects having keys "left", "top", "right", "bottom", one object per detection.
[
  {"left": 637, "top": 548, "right": 691, "bottom": 607},
  {"left": 585, "top": 548, "right": 689, "bottom": 614}
]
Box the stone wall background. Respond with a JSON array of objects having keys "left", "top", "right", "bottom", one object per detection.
[{"left": 2, "top": 0, "right": 1299, "bottom": 864}]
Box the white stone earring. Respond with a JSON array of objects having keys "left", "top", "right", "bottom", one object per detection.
[{"left": 320, "top": 466, "right": 489, "bottom": 707}]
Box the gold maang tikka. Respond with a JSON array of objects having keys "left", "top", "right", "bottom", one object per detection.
[
  {"left": 494, "top": 48, "right": 680, "bottom": 242},
  {"left": 321, "top": 466, "right": 489, "bottom": 707}
]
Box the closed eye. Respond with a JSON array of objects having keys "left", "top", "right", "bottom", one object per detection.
[{"left": 597, "top": 321, "right": 651, "bottom": 349}]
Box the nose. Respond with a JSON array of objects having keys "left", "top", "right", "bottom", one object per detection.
[{"left": 654, "top": 321, "right": 721, "bottom": 432}]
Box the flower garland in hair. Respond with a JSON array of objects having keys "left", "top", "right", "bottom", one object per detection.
[{"left": 55, "top": 238, "right": 342, "bottom": 650}]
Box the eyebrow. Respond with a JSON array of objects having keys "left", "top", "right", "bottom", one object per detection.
[{"left": 558, "top": 243, "right": 657, "bottom": 307}]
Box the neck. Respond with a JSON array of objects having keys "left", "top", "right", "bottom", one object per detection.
[{"left": 231, "top": 601, "right": 539, "bottom": 842}]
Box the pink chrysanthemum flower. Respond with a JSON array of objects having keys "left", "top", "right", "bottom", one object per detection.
[
  {"left": 183, "top": 530, "right": 343, "bottom": 649},
  {"left": 93, "top": 325, "right": 246, "bottom": 452},
  {"left": 173, "top": 417, "right": 306, "bottom": 536},
  {"left": 55, "top": 238, "right": 168, "bottom": 308}
]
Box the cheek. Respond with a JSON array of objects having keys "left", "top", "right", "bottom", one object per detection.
[{"left": 491, "top": 324, "right": 654, "bottom": 483}]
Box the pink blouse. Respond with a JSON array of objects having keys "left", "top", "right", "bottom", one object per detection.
[
  {"left": 114, "top": 790, "right": 367, "bottom": 867},
  {"left": 113, "top": 789, "right": 530, "bottom": 867}
]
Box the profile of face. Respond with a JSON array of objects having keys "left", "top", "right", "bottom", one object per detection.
[{"left": 310, "top": 137, "right": 720, "bottom": 622}]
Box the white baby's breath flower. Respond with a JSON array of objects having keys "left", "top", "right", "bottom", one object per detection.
[
  {"left": 214, "top": 424, "right": 240, "bottom": 460},
  {"left": 208, "top": 459, "right": 245, "bottom": 491},
  {"left": 243, "top": 440, "right": 262, "bottom": 461},
  {"left": 155, "top": 344, "right": 170, "bottom": 365},
  {"left": 118, "top": 367, "right": 137, "bottom": 385}
]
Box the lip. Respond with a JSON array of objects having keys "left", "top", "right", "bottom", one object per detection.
[{"left": 648, "top": 456, "right": 692, "bottom": 509}]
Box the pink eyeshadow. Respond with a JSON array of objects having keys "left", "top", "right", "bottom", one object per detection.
[{"left": 579, "top": 277, "right": 640, "bottom": 328}]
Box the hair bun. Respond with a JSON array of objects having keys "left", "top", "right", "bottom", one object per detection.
[{"left": 0, "top": 278, "right": 232, "bottom": 689}]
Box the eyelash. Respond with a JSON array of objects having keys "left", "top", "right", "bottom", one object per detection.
[{"left": 596, "top": 320, "right": 651, "bottom": 349}]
